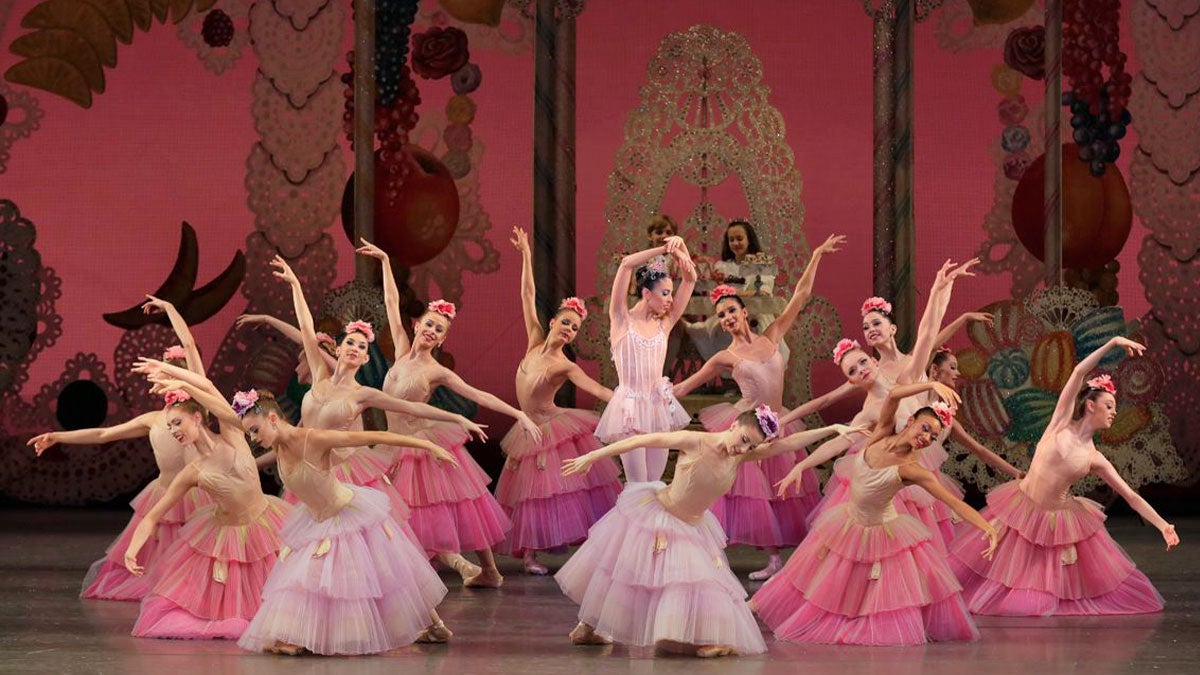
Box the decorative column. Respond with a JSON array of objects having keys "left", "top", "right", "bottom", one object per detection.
[
  {"left": 353, "top": 0, "right": 377, "bottom": 283},
  {"left": 1042, "top": 0, "right": 1063, "bottom": 285}
]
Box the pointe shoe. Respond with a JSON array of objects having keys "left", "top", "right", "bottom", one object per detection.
[
  {"left": 444, "top": 553, "right": 483, "bottom": 582},
  {"left": 416, "top": 620, "right": 453, "bottom": 643},
  {"left": 748, "top": 557, "right": 782, "bottom": 581},
  {"left": 268, "top": 641, "right": 309, "bottom": 656},
  {"left": 523, "top": 552, "right": 549, "bottom": 575},
  {"left": 464, "top": 565, "right": 504, "bottom": 588},
  {"left": 697, "top": 645, "right": 736, "bottom": 658},
  {"left": 570, "top": 622, "right": 612, "bottom": 645}
]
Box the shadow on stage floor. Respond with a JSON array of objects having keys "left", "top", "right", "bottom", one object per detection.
[{"left": 1, "top": 509, "right": 1195, "bottom": 674}]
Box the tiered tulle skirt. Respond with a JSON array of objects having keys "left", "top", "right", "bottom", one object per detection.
[
  {"left": 593, "top": 380, "right": 690, "bottom": 443},
  {"left": 132, "top": 496, "right": 290, "bottom": 639},
  {"left": 389, "top": 422, "right": 511, "bottom": 555},
  {"left": 950, "top": 480, "right": 1164, "bottom": 616},
  {"left": 701, "top": 404, "right": 819, "bottom": 547},
  {"left": 753, "top": 504, "right": 978, "bottom": 646},
  {"left": 494, "top": 409, "right": 620, "bottom": 555},
  {"left": 82, "top": 481, "right": 214, "bottom": 601},
  {"left": 238, "top": 485, "right": 448, "bottom": 655},
  {"left": 555, "top": 482, "right": 767, "bottom": 654}
]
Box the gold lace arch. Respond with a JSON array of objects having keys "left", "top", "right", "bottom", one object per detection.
[{"left": 578, "top": 24, "right": 841, "bottom": 412}]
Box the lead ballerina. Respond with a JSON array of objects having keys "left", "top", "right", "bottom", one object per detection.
[
  {"left": 557, "top": 406, "right": 854, "bottom": 658},
  {"left": 950, "top": 336, "right": 1179, "bottom": 616},
  {"left": 494, "top": 227, "right": 622, "bottom": 575},
  {"left": 595, "top": 236, "right": 697, "bottom": 484}
]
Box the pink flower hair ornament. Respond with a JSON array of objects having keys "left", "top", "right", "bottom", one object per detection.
[
  {"left": 231, "top": 390, "right": 260, "bottom": 418},
  {"left": 832, "top": 338, "right": 862, "bottom": 364},
  {"left": 1086, "top": 373, "right": 1117, "bottom": 395},
  {"left": 861, "top": 296, "right": 893, "bottom": 317},
  {"left": 559, "top": 297, "right": 588, "bottom": 320},
  {"left": 163, "top": 390, "right": 192, "bottom": 407},
  {"left": 710, "top": 284, "right": 740, "bottom": 305},
  {"left": 936, "top": 344, "right": 953, "bottom": 354},
  {"left": 930, "top": 401, "right": 955, "bottom": 428},
  {"left": 162, "top": 345, "right": 188, "bottom": 361},
  {"left": 343, "top": 320, "right": 376, "bottom": 343},
  {"left": 427, "top": 299, "right": 457, "bottom": 321},
  {"left": 754, "top": 405, "right": 781, "bottom": 440}
]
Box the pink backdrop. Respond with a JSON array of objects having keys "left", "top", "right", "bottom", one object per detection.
[{"left": 1, "top": 0, "right": 1150, "bottom": 436}]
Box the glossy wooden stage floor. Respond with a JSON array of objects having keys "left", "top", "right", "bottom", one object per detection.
[{"left": 2, "top": 509, "right": 1196, "bottom": 675}]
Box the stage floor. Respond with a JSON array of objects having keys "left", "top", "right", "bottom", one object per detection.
[{"left": 1, "top": 509, "right": 1195, "bottom": 675}]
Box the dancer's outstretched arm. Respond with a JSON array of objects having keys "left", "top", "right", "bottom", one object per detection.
[
  {"left": 566, "top": 364, "right": 614, "bottom": 402},
  {"left": 563, "top": 430, "right": 698, "bottom": 476},
  {"left": 272, "top": 255, "right": 329, "bottom": 383},
  {"left": 124, "top": 464, "right": 200, "bottom": 575},
  {"left": 900, "top": 463, "right": 998, "bottom": 558},
  {"left": 672, "top": 350, "right": 735, "bottom": 399},
  {"left": 934, "top": 311, "right": 993, "bottom": 349},
  {"left": 509, "top": 227, "right": 545, "bottom": 350},
  {"left": 1047, "top": 336, "right": 1144, "bottom": 432},
  {"left": 663, "top": 237, "right": 698, "bottom": 329},
  {"left": 1090, "top": 453, "right": 1178, "bottom": 550},
  {"left": 306, "top": 428, "right": 459, "bottom": 468},
  {"left": 142, "top": 296, "right": 204, "bottom": 374},
  {"left": 439, "top": 369, "right": 542, "bottom": 442},
  {"left": 356, "top": 240, "right": 412, "bottom": 361},
  {"left": 356, "top": 387, "right": 488, "bottom": 442},
  {"left": 28, "top": 413, "right": 158, "bottom": 456},
  {"left": 777, "top": 381, "right": 859, "bottom": 428},
  {"left": 610, "top": 244, "right": 672, "bottom": 330},
  {"left": 236, "top": 314, "right": 339, "bottom": 373},
  {"left": 744, "top": 424, "right": 861, "bottom": 463},
  {"left": 763, "top": 234, "right": 845, "bottom": 345},
  {"left": 949, "top": 423, "right": 1024, "bottom": 479},
  {"left": 900, "top": 259, "right": 979, "bottom": 385}
]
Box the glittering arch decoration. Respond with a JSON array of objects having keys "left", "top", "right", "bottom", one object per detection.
[{"left": 579, "top": 24, "right": 840, "bottom": 410}]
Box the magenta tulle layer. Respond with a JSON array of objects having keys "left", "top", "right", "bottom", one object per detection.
[
  {"left": 950, "top": 481, "right": 1164, "bottom": 616},
  {"left": 238, "top": 485, "right": 447, "bottom": 655},
  {"left": 753, "top": 504, "right": 977, "bottom": 646},
  {"left": 388, "top": 423, "right": 511, "bottom": 554},
  {"left": 594, "top": 383, "right": 690, "bottom": 443},
  {"left": 494, "top": 410, "right": 620, "bottom": 554},
  {"left": 131, "top": 496, "right": 290, "bottom": 639},
  {"left": 284, "top": 446, "right": 411, "bottom": 522},
  {"left": 701, "top": 404, "right": 819, "bottom": 546},
  {"left": 81, "top": 482, "right": 214, "bottom": 601},
  {"left": 555, "top": 482, "right": 767, "bottom": 654}
]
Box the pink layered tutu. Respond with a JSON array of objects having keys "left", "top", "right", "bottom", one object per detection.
[
  {"left": 238, "top": 485, "right": 448, "bottom": 655},
  {"left": 494, "top": 409, "right": 621, "bottom": 556},
  {"left": 389, "top": 422, "right": 511, "bottom": 555},
  {"left": 702, "top": 404, "right": 819, "bottom": 547},
  {"left": 593, "top": 379, "right": 690, "bottom": 443},
  {"left": 950, "top": 481, "right": 1164, "bottom": 616},
  {"left": 555, "top": 482, "right": 767, "bottom": 654},
  {"left": 132, "top": 496, "right": 290, "bottom": 639},
  {"left": 82, "top": 481, "right": 214, "bottom": 601},
  {"left": 752, "top": 504, "right": 978, "bottom": 646}
]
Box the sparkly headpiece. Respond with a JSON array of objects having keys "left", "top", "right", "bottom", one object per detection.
[
  {"left": 754, "top": 405, "right": 781, "bottom": 440},
  {"left": 427, "top": 299, "right": 457, "bottom": 320},
  {"left": 930, "top": 401, "right": 955, "bottom": 428},
  {"left": 832, "top": 338, "right": 861, "bottom": 364},
  {"left": 163, "top": 390, "right": 192, "bottom": 407},
  {"left": 344, "top": 320, "right": 376, "bottom": 343},
  {"left": 1086, "top": 374, "right": 1117, "bottom": 395},
  {"left": 162, "top": 345, "right": 187, "bottom": 362},
  {"left": 646, "top": 256, "right": 669, "bottom": 276},
  {"left": 861, "top": 296, "right": 893, "bottom": 317},
  {"left": 231, "top": 390, "right": 260, "bottom": 418},
  {"left": 710, "top": 284, "right": 740, "bottom": 305},
  {"left": 315, "top": 332, "right": 336, "bottom": 350},
  {"left": 558, "top": 297, "right": 588, "bottom": 320}
]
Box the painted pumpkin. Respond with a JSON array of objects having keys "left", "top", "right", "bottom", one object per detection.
[
  {"left": 1031, "top": 331, "right": 1076, "bottom": 391},
  {"left": 987, "top": 347, "right": 1031, "bottom": 390},
  {"left": 959, "top": 378, "right": 1010, "bottom": 438},
  {"left": 1003, "top": 388, "right": 1058, "bottom": 443},
  {"left": 1072, "top": 306, "right": 1128, "bottom": 368}
]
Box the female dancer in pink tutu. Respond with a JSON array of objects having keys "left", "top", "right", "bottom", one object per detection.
[
  {"left": 28, "top": 296, "right": 212, "bottom": 601},
  {"left": 357, "top": 241, "right": 543, "bottom": 589},
  {"left": 495, "top": 227, "right": 620, "bottom": 576},
  {"left": 268, "top": 255, "right": 489, "bottom": 580},
  {"left": 220, "top": 388, "right": 460, "bottom": 654},
  {"left": 752, "top": 382, "right": 999, "bottom": 646},
  {"left": 595, "top": 237, "right": 697, "bottom": 483},
  {"left": 670, "top": 234, "right": 844, "bottom": 580},
  {"left": 557, "top": 406, "right": 854, "bottom": 657},
  {"left": 950, "top": 336, "right": 1179, "bottom": 616},
  {"left": 120, "top": 364, "right": 291, "bottom": 640}
]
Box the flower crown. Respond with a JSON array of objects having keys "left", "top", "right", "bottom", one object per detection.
[
  {"left": 315, "top": 332, "right": 336, "bottom": 349},
  {"left": 344, "top": 320, "right": 376, "bottom": 343},
  {"left": 231, "top": 389, "right": 260, "bottom": 418},
  {"left": 1086, "top": 373, "right": 1117, "bottom": 395},
  {"left": 645, "top": 256, "right": 669, "bottom": 276},
  {"left": 861, "top": 296, "right": 893, "bottom": 317},
  {"left": 163, "top": 390, "right": 192, "bottom": 407},
  {"left": 710, "top": 284, "right": 740, "bottom": 305},
  {"left": 832, "top": 338, "right": 861, "bottom": 364},
  {"left": 930, "top": 401, "right": 955, "bottom": 428},
  {"left": 754, "top": 404, "right": 781, "bottom": 440},
  {"left": 427, "top": 299, "right": 457, "bottom": 320},
  {"left": 558, "top": 297, "right": 588, "bottom": 320},
  {"left": 936, "top": 344, "right": 952, "bottom": 354},
  {"left": 162, "top": 345, "right": 187, "bottom": 362}
]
